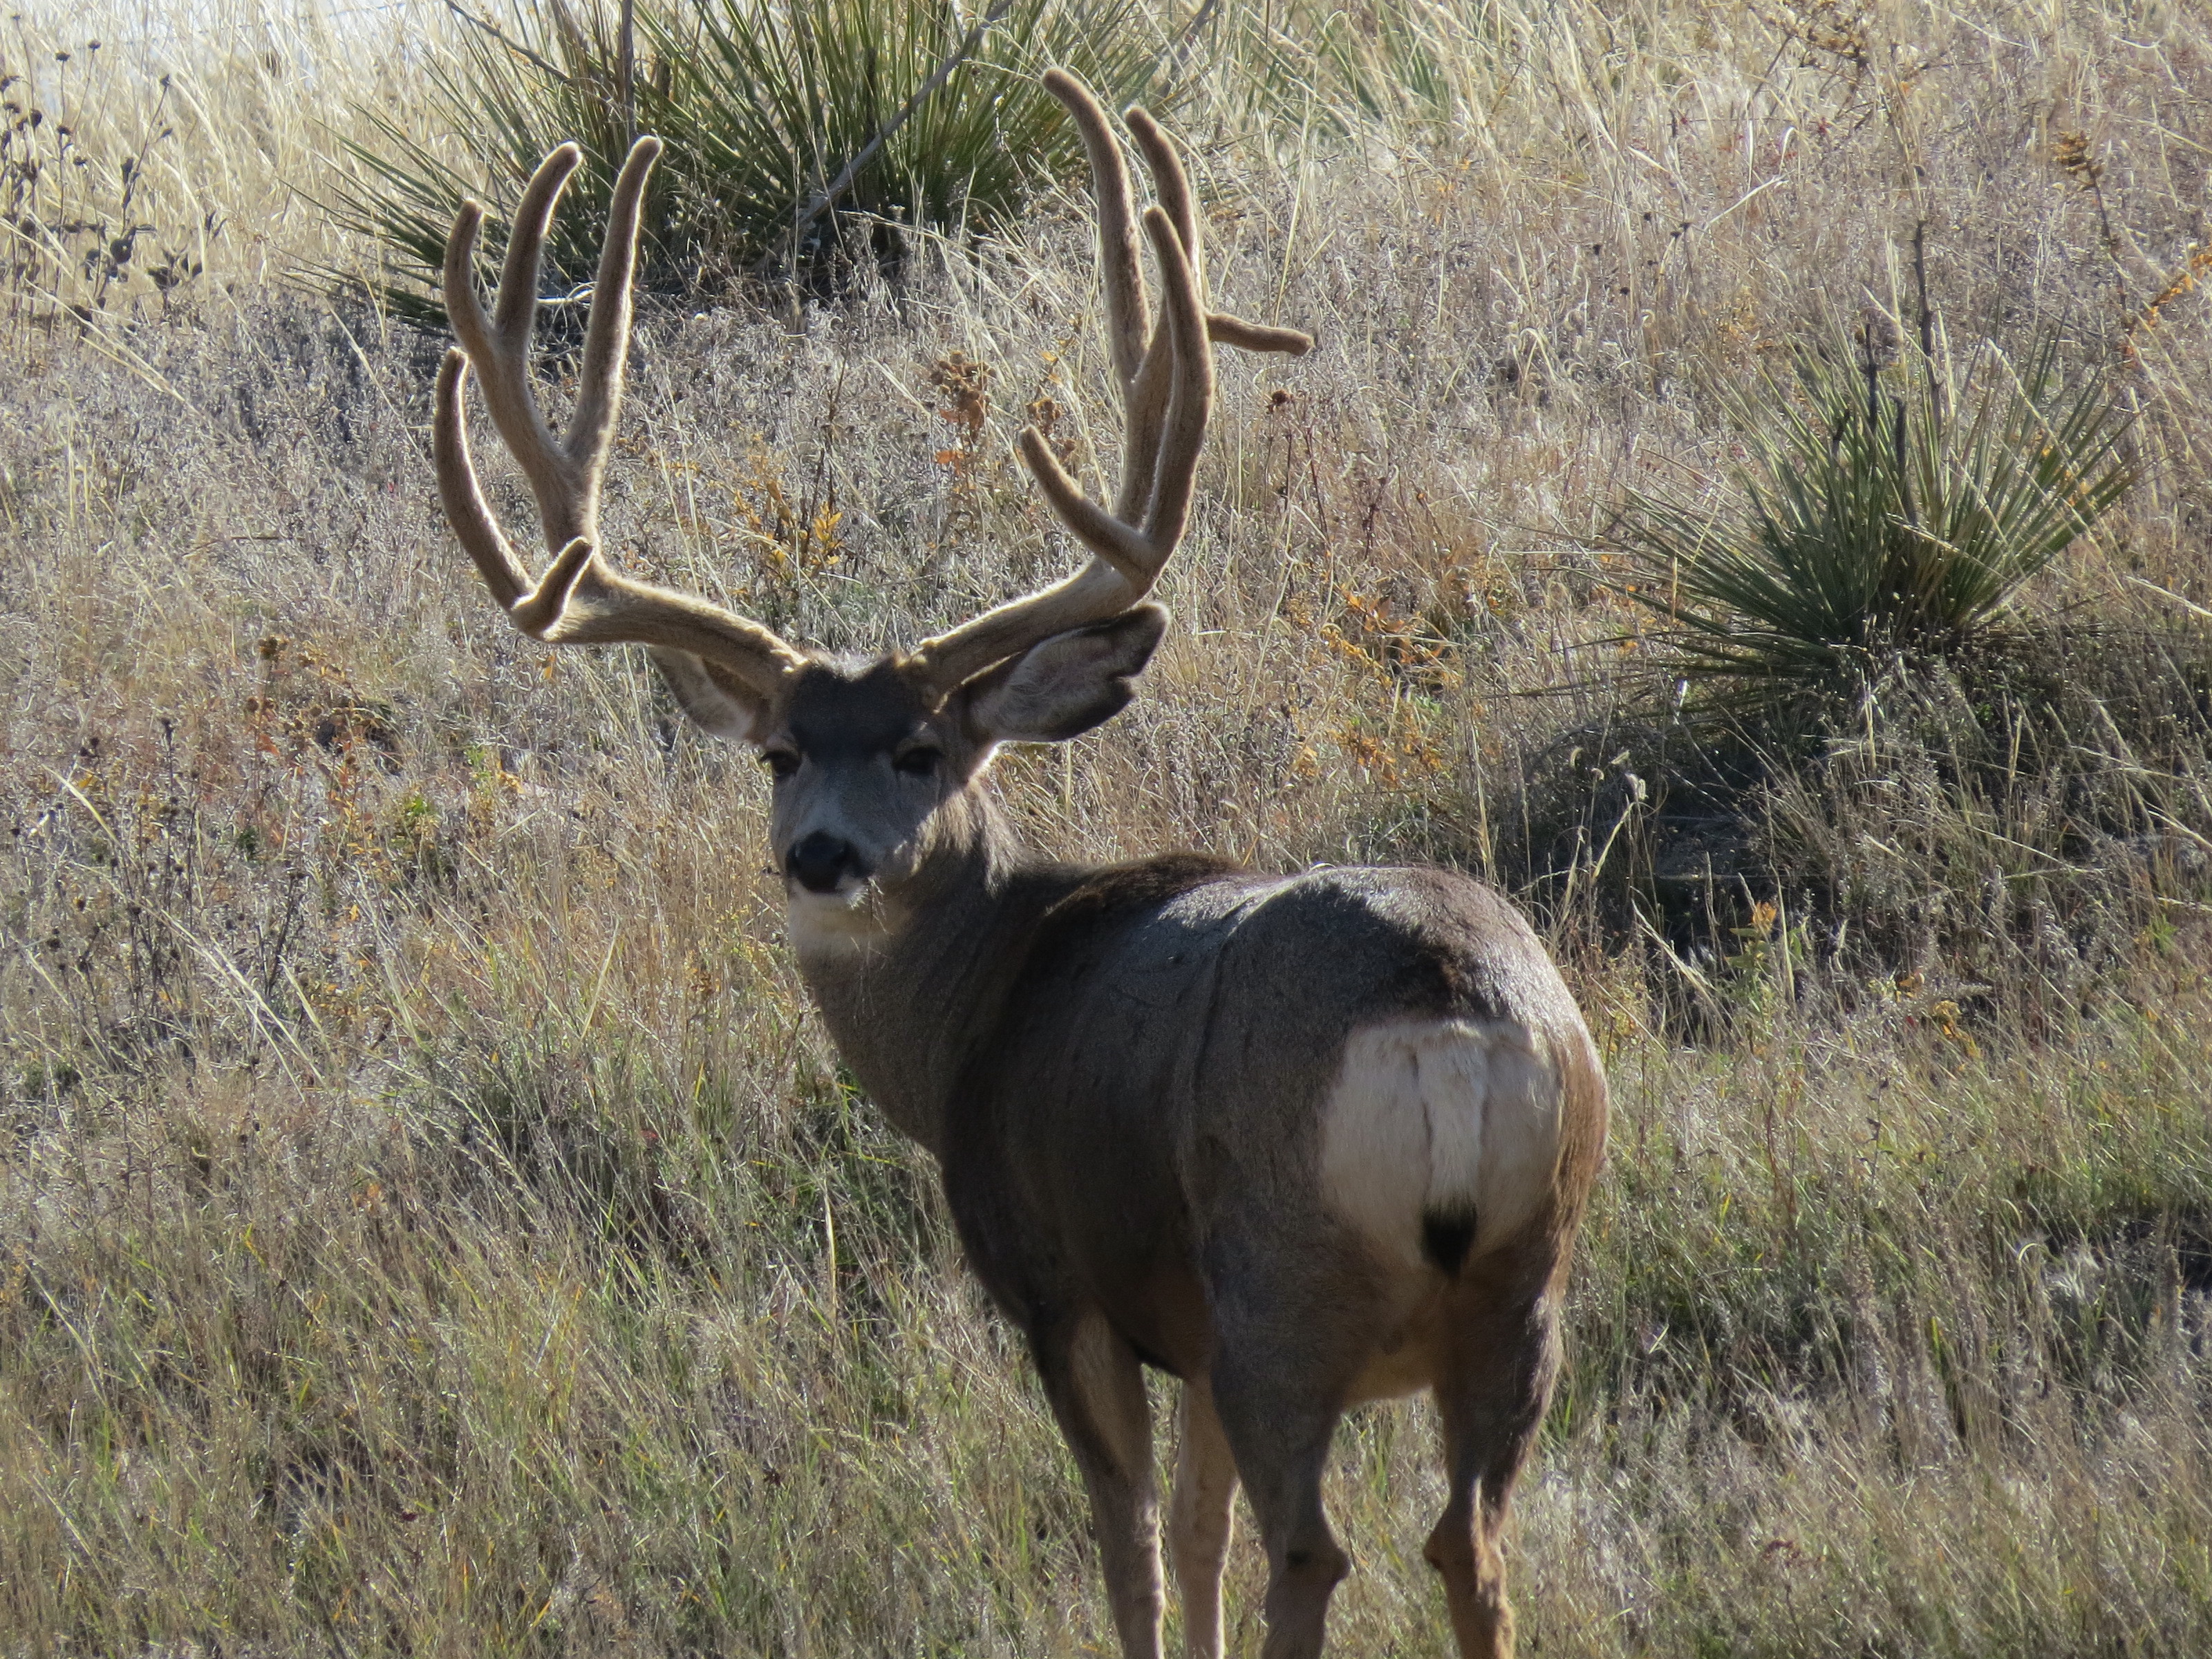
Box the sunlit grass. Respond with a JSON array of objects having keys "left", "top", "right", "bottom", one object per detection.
[{"left": 1, "top": 1, "right": 2209, "bottom": 1654}]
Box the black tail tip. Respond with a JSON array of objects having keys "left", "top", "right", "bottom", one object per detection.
[{"left": 1421, "top": 1208, "right": 1478, "bottom": 1276}]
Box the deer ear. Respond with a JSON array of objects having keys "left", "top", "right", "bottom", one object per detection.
[
  {"left": 963, "top": 605, "right": 1168, "bottom": 744},
  {"left": 651, "top": 648, "right": 776, "bottom": 744}
]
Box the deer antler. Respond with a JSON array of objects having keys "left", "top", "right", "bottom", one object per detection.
[
  {"left": 436, "top": 77, "right": 1308, "bottom": 711},
  {"left": 906, "top": 71, "right": 1313, "bottom": 694},
  {"left": 434, "top": 137, "right": 805, "bottom": 698}
]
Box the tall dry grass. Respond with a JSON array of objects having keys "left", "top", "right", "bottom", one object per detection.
[{"left": 2, "top": 1, "right": 2209, "bottom": 1653}]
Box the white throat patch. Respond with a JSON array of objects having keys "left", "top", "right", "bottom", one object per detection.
[{"left": 785, "top": 881, "right": 901, "bottom": 962}]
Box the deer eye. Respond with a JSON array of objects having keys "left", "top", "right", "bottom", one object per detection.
[
  {"left": 892, "top": 744, "right": 941, "bottom": 778},
  {"left": 761, "top": 747, "right": 800, "bottom": 780}
]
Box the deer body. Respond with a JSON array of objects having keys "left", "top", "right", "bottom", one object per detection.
[
  {"left": 810, "top": 838, "right": 1598, "bottom": 1334},
  {"left": 429, "top": 75, "right": 1606, "bottom": 1658},
  {"left": 941, "top": 853, "right": 1599, "bottom": 1369}
]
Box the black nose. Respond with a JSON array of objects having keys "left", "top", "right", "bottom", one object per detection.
[{"left": 786, "top": 832, "right": 863, "bottom": 894}]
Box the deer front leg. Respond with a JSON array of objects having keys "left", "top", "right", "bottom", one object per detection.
[
  {"left": 1170, "top": 1376, "right": 1238, "bottom": 1659},
  {"left": 1035, "top": 1310, "right": 1165, "bottom": 1659}
]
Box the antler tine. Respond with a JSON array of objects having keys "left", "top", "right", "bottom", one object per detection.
[
  {"left": 1133, "top": 205, "right": 1213, "bottom": 552},
  {"left": 1044, "top": 68, "right": 1149, "bottom": 392},
  {"left": 1123, "top": 107, "right": 1200, "bottom": 292},
  {"left": 905, "top": 75, "right": 1312, "bottom": 695},
  {"left": 433, "top": 347, "right": 536, "bottom": 612},
  {"left": 570, "top": 138, "right": 662, "bottom": 494},
  {"left": 435, "top": 138, "right": 807, "bottom": 700}
]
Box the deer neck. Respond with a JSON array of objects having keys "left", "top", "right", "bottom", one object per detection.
[{"left": 788, "top": 789, "right": 1074, "bottom": 1159}]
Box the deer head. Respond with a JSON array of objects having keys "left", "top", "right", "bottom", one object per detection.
[{"left": 434, "top": 71, "right": 1310, "bottom": 950}]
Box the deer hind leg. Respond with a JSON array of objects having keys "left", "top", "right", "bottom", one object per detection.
[
  {"left": 1170, "top": 1376, "right": 1238, "bottom": 1659},
  {"left": 1207, "top": 1360, "right": 1350, "bottom": 1659},
  {"left": 1035, "top": 1309, "right": 1166, "bottom": 1659},
  {"left": 1424, "top": 1275, "right": 1564, "bottom": 1659}
]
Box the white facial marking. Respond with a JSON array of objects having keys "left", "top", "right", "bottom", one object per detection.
[{"left": 1319, "top": 1018, "right": 1563, "bottom": 1269}]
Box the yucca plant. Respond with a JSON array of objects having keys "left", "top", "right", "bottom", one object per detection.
[
  {"left": 1196, "top": 0, "right": 1521, "bottom": 138},
  {"left": 1618, "top": 319, "right": 2136, "bottom": 718},
  {"left": 329, "top": 0, "right": 1164, "bottom": 321}
]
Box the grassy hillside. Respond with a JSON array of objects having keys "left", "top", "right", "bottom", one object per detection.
[{"left": 2, "top": 1, "right": 2209, "bottom": 1653}]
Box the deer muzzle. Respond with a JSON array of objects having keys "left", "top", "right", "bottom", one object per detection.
[{"left": 786, "top": 832, "right": 869, "bottom": 895}]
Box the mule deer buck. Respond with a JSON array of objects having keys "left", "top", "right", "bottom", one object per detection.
[{"left": 432, "top": 71, "right": 1607, "bottom": 1659}]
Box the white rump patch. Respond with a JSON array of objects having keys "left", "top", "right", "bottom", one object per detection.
[{"left": 1318, "top": 1018, "right": 1562, "bottom": 1267}]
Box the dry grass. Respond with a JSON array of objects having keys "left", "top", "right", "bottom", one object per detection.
[{"left": 3, "top": 1, "right": 2211, "bottom": 1653}]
